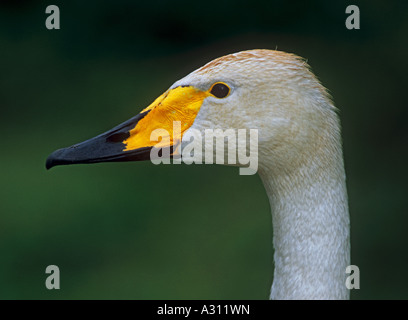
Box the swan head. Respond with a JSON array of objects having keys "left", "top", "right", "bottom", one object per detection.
[
  {"left": 46, "top": 49, "right": 338, "bottom": 175},
  {"left": 45, "top": 49, "right": 349, "bottom": 300}
]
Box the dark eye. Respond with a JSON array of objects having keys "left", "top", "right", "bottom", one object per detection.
[{"left": 210, "top": 83, "right": 230, "bottom": 98}]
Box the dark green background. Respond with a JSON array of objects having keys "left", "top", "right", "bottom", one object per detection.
[{"left": 1, "top": 0, "right": 407, "bottom": 299}]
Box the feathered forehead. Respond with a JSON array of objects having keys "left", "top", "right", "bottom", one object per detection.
[
  {"left": 194, "top": 49, "right": 308, "bottom": 78},
  {"left": 172, "top": 49, "right": 319, "bottom": 94}
]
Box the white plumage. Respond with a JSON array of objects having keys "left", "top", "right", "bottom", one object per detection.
[{"left": 178, "top": 50, "right": 350, "bottom": 299}]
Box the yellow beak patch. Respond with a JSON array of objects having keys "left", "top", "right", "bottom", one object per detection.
[{"left": 123, "top": 86, "right": 210, "bottom": 151}]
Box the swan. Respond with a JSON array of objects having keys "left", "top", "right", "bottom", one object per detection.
[{"left": 46, "top": 49, "right": 350, "bottom": 300}]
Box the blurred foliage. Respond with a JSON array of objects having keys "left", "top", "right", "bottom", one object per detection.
[{"left": 0, "top": 0, "right": 407, "bottom": 299}]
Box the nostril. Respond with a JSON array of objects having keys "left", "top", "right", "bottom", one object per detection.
[{"left": 106, "top": 132, "right": 130, "bottom": 143}]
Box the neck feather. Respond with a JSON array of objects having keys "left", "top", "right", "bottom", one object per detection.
[{"left": 258, "top": 122, "right": 350, "bottom": 300}]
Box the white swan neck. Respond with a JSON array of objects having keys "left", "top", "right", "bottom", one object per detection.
[{"left": 259, "top": 145, "right": 350, "bottom": 299}]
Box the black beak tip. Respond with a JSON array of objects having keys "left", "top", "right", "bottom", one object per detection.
[
  {"left": 45, "top": 148, "right": 72, "bottom": 170},
  {"left": 45, "top": 150, "right": 61, "bottom": 170},
  {"left": 45, "top": 154, "right": 56, "bottom": 170}
]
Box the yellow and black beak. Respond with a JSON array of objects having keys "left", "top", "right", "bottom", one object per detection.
[
  {"left": 45, "top": 85, "right": 212, "bottom": 170},
  {"left": 45, "top": 110, "right": 155, "bottom": 170}
]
